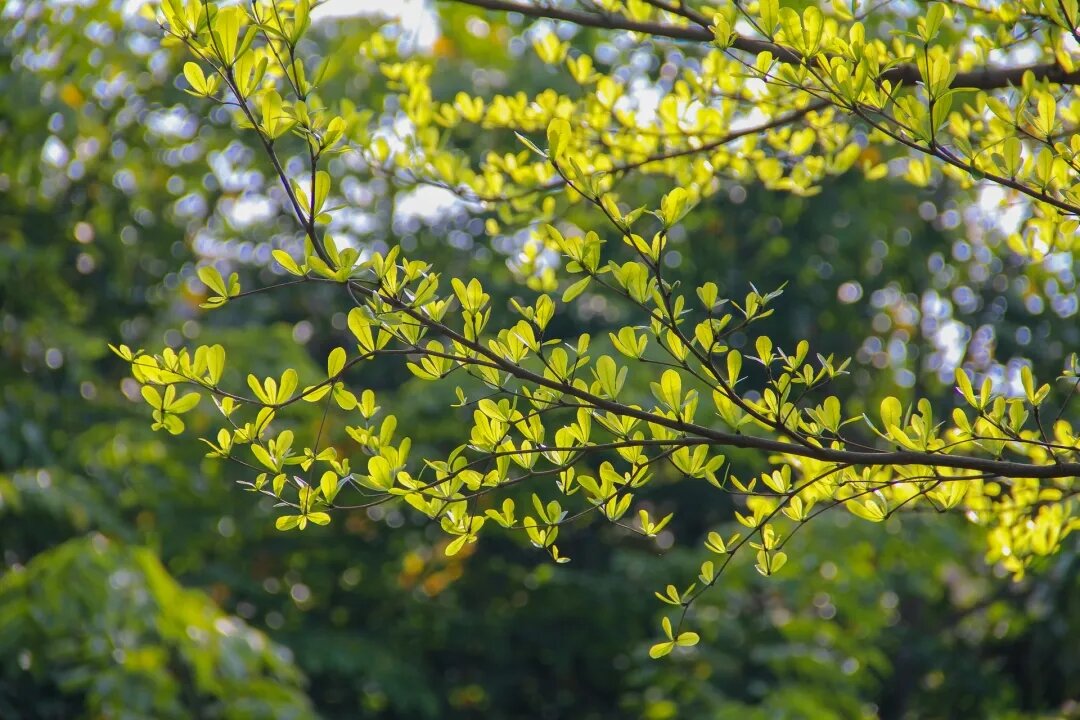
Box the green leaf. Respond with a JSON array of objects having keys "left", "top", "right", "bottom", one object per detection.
[
  {"left": 653, "top": 369, "right": 682, "bottom": 410},
  {"left": 251, "top": 444, "right": 277, "bottom": 472},
  {"left": 649, "top": 641, "right": 675, "bottom": 659},
  {"left": 141, "top": 385, "right": 162, "bottom": 409},
  {"left": 705, "top": 531, "right": 727, "bottom": 554},
  {"left": 880, "top": 396, "right": 902, "bottom": 431},
  {"left": 197, "top": 265, "right": 227, "bottom": 296},
  {"left": 167, "top": 392, "right": 201, "bottom": 414},
  {"left": 562, "top": 276, "right": 591, "bottom": 303},
  {"left": 547, "top": 117, "right": 571, "bottom": 159},
  {"left": 659, "top": 187, "right": 689, "bottom": 226},
  {"left": 275, "top": 515, "right": 301, "bottom": 531},
  {"left": 313, "top": 170, "right": 331, "bottom": 214},
  {"left": 320, "top": 471, "right": 340, "bottom": 503},
  {"left": 445, "top": 535, "right": 469, "bottom": 556},
  {"left": 183, "top": 61, "right": 207, "bottom": 94},
  {"left": 306, "top": 512, "right": 331, "bottom": 526},
  {"left": 327, "top": 346, "right": 346, "bottom": 377},
  {"left": 515, "top": 131, "right": 547, "bottom": 157},
  {"left": 675, "top": 631, "right": 699, "bottom": 647},
  {"left": 206, "top": 345, "right": 226, "bottom": 384},
  {"left": 272, "top": 249, "right": 304, "bottom": 276}
]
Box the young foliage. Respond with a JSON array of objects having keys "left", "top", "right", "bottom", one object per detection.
[{"left": 124, "top": 0, "right": 1080, "bottom": 658}]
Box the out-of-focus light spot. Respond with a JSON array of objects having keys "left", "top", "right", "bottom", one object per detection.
[
  {"left": 42, "top": 136, "right": 69, "bottom": 167},
  {"left": 292, "top": 320, "right": 314, "bottom": 344},
  {"left": 466, "top": 16, "right": 490, "bottom": 37},
  {"left": 394, "top": 185, "right": 466, "bottom": 224},
  {"left": 73, "top": 222, "right": 95, "bottom": 245},
  {"left": 121, "top": 378, "right": 140, "bottom": 401},
  {"left": 838, "top": 281, "right": 862, "bottom": 304},
  {"left": 314, "top": 0, "right": 438, "bottom": 50},
  {"left": 290, "top": 583, "right": 312, "bottom": 604},
  {"left": 45, "top": 348, "right": 64, "bottom": 369}
]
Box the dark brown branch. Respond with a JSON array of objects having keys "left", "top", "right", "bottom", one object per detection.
[
  {"left": 849, "top": 103, "right": 1080, "bottom": 216},
  {"left": 351, "top": 280, "right": 1080, "bottom": 481},
  {"left": 447, "top": 0, "right": 1080, "bottom": 90}
]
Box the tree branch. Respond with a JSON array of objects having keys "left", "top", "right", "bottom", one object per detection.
[
  {"left": 447, "top": 0, "right": 1080, "bottom": 90},
  {"left": 431, "top": 99, "right": 830, "bottom": 203},
  {"left": 349, "top": 280, "right": 1080, "bottom": 481}
]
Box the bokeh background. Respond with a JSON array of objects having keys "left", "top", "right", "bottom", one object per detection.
[{"left": 1, "top": 1, "right": 1078, "bottom": 718}]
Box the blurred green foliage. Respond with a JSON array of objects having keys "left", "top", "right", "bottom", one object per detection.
[
  {"left": 0, "top": 2, "right": 1077, "bottom": 719},
  {"left": 0, "top": 536, "right": 313, "bottom": 719}
]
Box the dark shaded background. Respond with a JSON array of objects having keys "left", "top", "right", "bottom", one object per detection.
[{"left": 1, "top": 2, "right": 1077, "bottom": 718}]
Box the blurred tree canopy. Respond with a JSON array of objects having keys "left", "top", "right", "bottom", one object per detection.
[{"left": 2, "top": 0, "right": 1079, "bottom": 718}]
